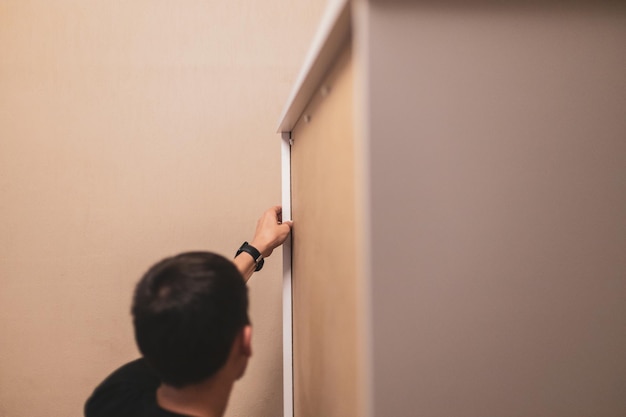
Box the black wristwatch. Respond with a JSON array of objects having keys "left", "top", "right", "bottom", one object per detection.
[{"left": 236, "top": 241, "right": 264, "bottom": 271}]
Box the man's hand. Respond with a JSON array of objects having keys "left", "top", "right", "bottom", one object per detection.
[
  {"left": 250, "top": 206, "right": 293, "bottom": 258},
  {"left": 234, "top": 206, "right": 293, "bottom": 281}
]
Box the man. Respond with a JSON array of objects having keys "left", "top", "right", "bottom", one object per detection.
[{"left": 85, "top": 206, "right": 292, "bottom": 417}]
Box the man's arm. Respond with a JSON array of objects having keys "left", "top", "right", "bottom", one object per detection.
[{"left": 234, "top": 206, "right": 292, "bottom": 282}]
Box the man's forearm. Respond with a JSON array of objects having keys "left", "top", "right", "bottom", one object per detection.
[{"left": 234, "top": 253, "right": 257, "bottom": 282}]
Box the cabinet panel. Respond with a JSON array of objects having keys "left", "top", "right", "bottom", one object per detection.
[{"left": 290, "top": 45, "right": 359, "bottom": 417}]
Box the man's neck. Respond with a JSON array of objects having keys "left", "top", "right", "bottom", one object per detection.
[{"left": 156, "top": 377, "right": 234, "bottom": 417}]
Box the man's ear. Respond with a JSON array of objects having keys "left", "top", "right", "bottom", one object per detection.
[{"left": 241, "top": 325, "right": 252, "bottom": 357}]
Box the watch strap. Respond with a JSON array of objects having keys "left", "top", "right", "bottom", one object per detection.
[{"left": 236, "top": 241, "right": 264, "bottom": 271}]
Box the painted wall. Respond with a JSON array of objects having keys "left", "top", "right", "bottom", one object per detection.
[
  {"left": 359, "top": 1, "right": 626, "bottom": 416},
  {"left": 0, "top": 1, "right": 325, "bottom": 416}
]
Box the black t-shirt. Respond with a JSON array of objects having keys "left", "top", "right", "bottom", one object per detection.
[{"left": 84, "top": 358, "right": 187, "bottom": 417}]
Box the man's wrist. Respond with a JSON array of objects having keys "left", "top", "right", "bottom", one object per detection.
[{"left": 249, "top": 240, "right": 270, "bottom": 258}]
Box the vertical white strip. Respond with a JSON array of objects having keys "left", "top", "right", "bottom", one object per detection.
[{"left": 281, "top": 133, "right": 293, "bottom": 417}]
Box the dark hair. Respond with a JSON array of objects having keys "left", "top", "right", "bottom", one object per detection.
[{"left": 131, "top": 252, "right": 249, "bottom": 388}]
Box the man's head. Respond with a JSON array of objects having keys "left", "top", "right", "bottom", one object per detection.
[{"left": 131, "top": 252, "right": 250, "bottom": 388}]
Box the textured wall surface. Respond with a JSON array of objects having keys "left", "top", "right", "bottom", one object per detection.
[{"left": 0, "top": 1, "right": 325, "bottom": 416}]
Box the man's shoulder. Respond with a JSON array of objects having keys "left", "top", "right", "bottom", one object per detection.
[
  {"left": 95, "top": 358, "right": 159, "bottom": 386},
  {"left": 84, "top": 358, "right": 176, "bottom": 417}
]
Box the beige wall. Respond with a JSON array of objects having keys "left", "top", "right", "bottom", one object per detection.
[
  {"left": 0, "top": 1, "right": 325, "bottom": 416},
  {"left": 359, "top": 1, "right": 626, "bottom": 416}
]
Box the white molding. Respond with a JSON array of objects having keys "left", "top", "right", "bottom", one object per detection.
[
  {"left": 276, "top": 0, "right": 351, "bottom": 133},
  {"left": 281, "top": 133, "right": 293, "bottom": 417}
]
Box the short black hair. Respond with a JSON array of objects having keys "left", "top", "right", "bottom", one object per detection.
[{"left": 131, "top": 252, "right": 249, "bottom": 388}]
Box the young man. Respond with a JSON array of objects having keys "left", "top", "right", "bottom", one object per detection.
[{"left": 84, "top": 206, "right": 292, "bottom": 417}]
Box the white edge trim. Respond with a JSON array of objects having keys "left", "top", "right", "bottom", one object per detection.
[
  {"left": 276, "top": 0, "right": 351, "bottom": 133},
  {"left": 281, "top": 133, "right": 293, "bottom": 417}
]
